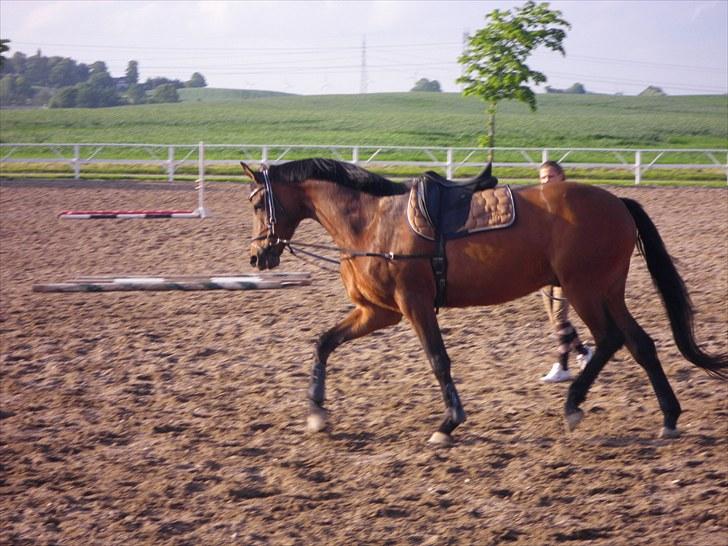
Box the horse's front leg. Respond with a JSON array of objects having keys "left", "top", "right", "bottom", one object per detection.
[
  {"left": 308, "top": 303, "right": 401, "bottom": 433},
  {"left": 400, "top": 299, "right": 466, "bottom": 446}
]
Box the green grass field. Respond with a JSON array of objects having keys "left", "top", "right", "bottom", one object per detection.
[
  {"left": 1, "top": 91, "right": 726, "bottom": 184},
  {"left": 1, "top": 91, "right": 726, "bottom": 149}
]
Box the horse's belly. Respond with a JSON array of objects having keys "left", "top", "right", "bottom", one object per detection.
[{"left": 444, "top": 237, "right": 550, "bottom": 307}]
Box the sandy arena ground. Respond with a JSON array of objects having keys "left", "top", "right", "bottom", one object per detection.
[{"left": 1, "top": 179, "right": 726, "bottom": 545}]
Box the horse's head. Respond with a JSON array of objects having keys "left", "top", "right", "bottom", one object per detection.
[{"left": 241, "top": 162, "right": 302, "bottom": 270}]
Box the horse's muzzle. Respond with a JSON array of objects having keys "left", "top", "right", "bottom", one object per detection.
[{"left": 250, "top": 246, "right": 281, "bottom": 270}]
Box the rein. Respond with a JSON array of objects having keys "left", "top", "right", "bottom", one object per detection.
[{"left": 252, "top": 235, "right": 433, "bottom": 265}]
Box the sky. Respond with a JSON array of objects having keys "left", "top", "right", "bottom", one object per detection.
[{"left": 1, "top": 0, "right": 726, "bottom": 96}]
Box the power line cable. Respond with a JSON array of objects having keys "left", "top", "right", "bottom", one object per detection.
[{"left": 11, "top": 40, "right": 725, "bottom": 71}]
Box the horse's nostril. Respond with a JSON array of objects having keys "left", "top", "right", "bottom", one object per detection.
[{"left": 250, "top": 255, "right": 258, "bottom": 266}]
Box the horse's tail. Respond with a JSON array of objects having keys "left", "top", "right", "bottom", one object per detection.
[{"left": 621, "top": 197, "right": 727, "bottom": 379}]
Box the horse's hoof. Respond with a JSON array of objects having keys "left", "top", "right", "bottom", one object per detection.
[
  {"left": 306, "top": 409, "right": 327, "bottom": 433},
  {"left": 564, "top": 409, "right": 584, "bottom": 432},
  {"left": 428, "top": 431, "right": 453, "bottom": 446},
  {"left": 659, "top": 426, "right": 680, "bottom": 439}
]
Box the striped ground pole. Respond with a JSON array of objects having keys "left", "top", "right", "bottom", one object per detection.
[
  {"left": 32, "top": 273, "right": 312, "bottom": 293},
  {"left": 58, "top": 209, "right": 205, "bottom": 219}
]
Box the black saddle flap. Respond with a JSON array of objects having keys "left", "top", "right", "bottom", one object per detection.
[{"left": 417, "top": 172, "right": 484, "bottom": 236}]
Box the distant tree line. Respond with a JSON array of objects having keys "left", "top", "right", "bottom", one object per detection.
[
  {"left": 410, "top": 78, "right": 442, "bottom": 92},
  {"left": 0, "top": 44, "right": 207, "bottom": 108},
  {"left": 545, "top": 83, "right": 667, "bottom": 96},
  {"left": 545, "top": 82, "right": 587, "bottom": 94}
]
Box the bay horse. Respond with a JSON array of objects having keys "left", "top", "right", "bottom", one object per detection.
[{"left": 241, "top": 158, "right": 726, "bottom": 445}]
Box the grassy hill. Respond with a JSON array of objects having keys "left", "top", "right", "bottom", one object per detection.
[
  {"left": 1, "top": 92, "right": 726, "bottom": 149},
  {"left": 178, "top": 87, "right": 295, "bottom": 102}
]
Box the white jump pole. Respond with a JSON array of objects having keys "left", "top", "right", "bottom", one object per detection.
[
  {"left": 58, "top": 143, "right": 210, "bottom": 219},
  {"left": 196, "top": 141, "right": 209, "bottom": 218}
]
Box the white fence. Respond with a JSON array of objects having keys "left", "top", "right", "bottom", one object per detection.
[{"left": 1, "top": 142, "right": 726, "bottom": 184}]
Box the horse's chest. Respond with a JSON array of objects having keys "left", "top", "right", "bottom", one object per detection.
[{"left": 342, "top": 260, "right": 411, "bottom": 310}]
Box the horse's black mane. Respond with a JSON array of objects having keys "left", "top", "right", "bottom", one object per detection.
[{"left": 269, "top": 158, "right": 409, "bottom": 196}]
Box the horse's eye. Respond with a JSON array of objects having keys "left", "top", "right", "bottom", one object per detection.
[{"left": 253, "top": 201, "right": 264, "bottom": 211}]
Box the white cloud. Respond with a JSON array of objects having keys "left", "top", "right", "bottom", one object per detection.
[
  {"left": 690, "top": 0, "right": 723, "bottom": 22},
  {"left": 3, "top": 1, "right": 66, "bottom": 38},
  {"left": 367, "top": 0, "right": 409, "bottom": 30}
]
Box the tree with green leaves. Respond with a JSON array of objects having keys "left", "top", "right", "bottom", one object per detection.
[
  {"left": 0, "top": 75, "right": 32, "bottom": 105},
  {"left": 149, "top": 83, "right": 179, "bottom": 103},
  {"left": 411, "top": 78, "right": 442, "bottom": 92},
  {"left": 49, "top": 58, "right": 80, "bottom": 88},
  {"left": 126, "top": 60, "right": 139, "bottom": 85},
  {"left": 186, "top": 72, "right": 207, "bottom": 88},
  {"left": 49, "top": 86, "right": 78, "bottom": 108},
  {"left": 125, "top": 84, "right": 146, "bottom": 105},
  {"left": 0, "top": 38, "right": 10, "bottom": 68},
  {"left": 457, "top": 1, "right": 570, "bottom": 160}
]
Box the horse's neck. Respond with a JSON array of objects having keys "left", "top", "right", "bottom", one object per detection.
[{"left": 302, "top": 180, "right": 383, "bottom": 249}]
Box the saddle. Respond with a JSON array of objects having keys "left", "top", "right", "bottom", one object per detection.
[
  {"left": 406, "top": 172, "right": 516, "bottom": 310},
  {"left": 407, "top": 172, "right": 515, "bottom": 240}
]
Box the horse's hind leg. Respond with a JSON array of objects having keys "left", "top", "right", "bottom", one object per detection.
[
  {"left": 564, "top": 310, "right": 624, "bottom": 431},
  {"left": 307, "top": 303, "right": 401, "bottom": 433},
  {"left": 565, "top": 290, "right": 682, "bottom": 438},
  {"left": 609, "top": 303, "right": 682, "bottom": 438},
  {"left": 559, "top": 279, "right": 627, "bottom": 430}
]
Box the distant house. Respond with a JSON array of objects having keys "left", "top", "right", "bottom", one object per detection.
[
  {"left": 112, "top": 77, "right": 129, "bottom": 91},
  {"left": 639, "top": 86, "right": 666, "bottom": 97}
]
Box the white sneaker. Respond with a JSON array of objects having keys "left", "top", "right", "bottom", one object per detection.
[
  {"left": 576, "top": 346, "right": 594, "bottom": 370},
  {"left": 540, "top": 362, "right": 573, "bottom": 383}
]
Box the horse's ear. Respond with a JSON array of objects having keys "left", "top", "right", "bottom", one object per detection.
[
  {"left": 240, "top": 162, "right": 257, "bottom": 181},
  {"left": 484, "top": 162, "right": 492, "bottom": 178}
]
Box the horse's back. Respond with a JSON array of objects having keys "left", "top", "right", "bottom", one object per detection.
[
  {"left": 444, "top": 183, "right": 637, "bottom": 306},
  {"left": 514, "top": 182, "right": 635, "bottom": 242}
]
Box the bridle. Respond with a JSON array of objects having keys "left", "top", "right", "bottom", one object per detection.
[
  {"left": 249, "top": 168, "right": 278, "bottom": 244},
  {"left": 248, "top": 167, "right": 433, "bottom": 267},
  {"left": 250, "top": 166, "right": 311, "bottom": 264},
  {"left": 249, "top": 167, "right": 342, "bottom": 268}
]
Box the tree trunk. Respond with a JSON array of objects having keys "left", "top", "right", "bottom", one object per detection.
[{"left": 486, "top": 101, "right": 497, "bottom": 163}]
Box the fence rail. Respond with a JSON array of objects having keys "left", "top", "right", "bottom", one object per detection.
[{"left": 1, "top": 142, "right": 726, "bottom": 184}]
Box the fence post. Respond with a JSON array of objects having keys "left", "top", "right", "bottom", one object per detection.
[
  {"left": 352, "top": 146, "right": 359, "bottom": 164},
  {"left": 198, "top": 141, "right": 205, "bottom": 182},
  {"left": 167, "top": 145, "right": 175, "bottom": 182},
  {"left": 635, "top": 150, "right": 642, "bottom": 185},
  {"left": 541, "top": 149, "right": 549, "bottom": 164},
  {"left": 196, "top": 142, "right": 207, "bottom": 217},
  {"left": 72, "top": 144, "right": 80, "bottom": 180},
  {"left": 446, "top": 148, "right": 453, "bottom": 179},
  {"left": 261, "top": 145, "right": 268, "bottom": 165}
]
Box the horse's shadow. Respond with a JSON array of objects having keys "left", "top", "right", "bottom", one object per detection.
[{"left": 328, "top": 430, "right": 377, "bottom": 451}]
